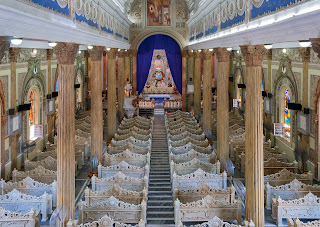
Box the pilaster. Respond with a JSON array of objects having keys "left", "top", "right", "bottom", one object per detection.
[
  {"left": 181, "top": 50, "right": 188, "bottom": 112},
  {"left": 193, "top": 50, "right": 202, "bottom": 118},
  {"left": 107, "top": 48, "right": 117, "bottom": 141}
]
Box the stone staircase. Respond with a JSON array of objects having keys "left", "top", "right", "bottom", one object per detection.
[
  {"left": 147, "top": 115, "right": 175, "bottom": 226},
  {"left": 154, "top": 108, "right": 165, "bottom": 115}
]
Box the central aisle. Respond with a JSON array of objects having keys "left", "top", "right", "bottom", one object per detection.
[{"left": 147, "top": 115, "right": 174, "bottom": 226}]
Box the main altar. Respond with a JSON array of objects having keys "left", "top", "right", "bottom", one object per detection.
[{"left": 139, "top": 49, "right": 181, "bottom": 111}]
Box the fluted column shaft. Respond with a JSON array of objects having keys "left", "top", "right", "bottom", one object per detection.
[
  {"left": 47, "top": 50, "right": 54, "bottom": 143},
  {"left": 89, "top": 46, "right": 104, "bottom": 161},
  {"left": 125, "top": 51, "right": 130, "bottom": 83},
  {"left": 0, "top": 41, "right": 9, "bottom": 178},
  {"left": 53, "top": 42, "right": 79, "bottom": 223},
  {"left": 107, "top": 49, "right": 117, "bottom": 141},
  {"left": 310, "top": 38, "right": 320, "bottom": 180},
  {"left": 181, "top": 50, "right": 188, "bottom": 111},
  {"left": 131, "top": 50, "right": 138, "bottom": 94},
  {"left": 202, "top": 49, "right": 213, "bottom": 140},
  {"left": 216, "top": 48, "right": 230, "bottom": 169},
  {"left": 193, "top": 50, "right": 202, "bottom": 117},
  {"left": 117, "top": 50, "right": 125, "bottom": 121},
  {"left": 266, "top": 50, "right": 272, "bottom": 140},
  {"left": 241, "top": 45, "right": 266, "bottom": 227},
  {"left": 187, "top": 51, "right": 195, "bottom": 111},
  {"left": 9, "top": 48, "right": 20, "bottom": 171}
]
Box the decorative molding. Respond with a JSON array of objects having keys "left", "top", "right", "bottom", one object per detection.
[
  {"left": 215, "top": 48, "right": 231, "bottom": 63},
  {"left": 202, "top": 49, "right": 212, "bottom": 60},
  {"left": 106, "top": 48, "right": 117, "bottom": 59},
  {"left": 299, "top": 47, "right": 311, "bottom": 62},
  {"left": 0, "top": 41, "right": 10, "bottom": 61},
  {"left": 53, "top": 43, "right": 79, "bottom": 65},
  {"left": 88, "top": 46, "right": 104, "bottom": 61},
  {"left": 9, "top": 48, "right": 21, "bottom": 63},
  {"left": 240, "top": 45, "right": 267, "bottom": 67}
]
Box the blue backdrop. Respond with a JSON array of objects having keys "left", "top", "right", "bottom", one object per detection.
[{"left": 137, "top": 34, "right": 182, "bottom": 94}]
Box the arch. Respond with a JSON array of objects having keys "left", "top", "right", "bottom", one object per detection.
[
  {"left": 136, "top": 34, "right": 182, "bottom": 94},
  {"left": 273, "top": 56, "right": 298, "bottom": 146},
  {"left": 131, "top": 29, "right": 187, "bottom": 50},
  {"left": 0, "top": 80, "right": 6, "bottom": 178},
  {"left": 21, "top": 57, "right": 45, "bottom": 142}
]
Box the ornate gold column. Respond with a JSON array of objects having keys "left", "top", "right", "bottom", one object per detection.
[
  {"left": 240, "top": 45, "right": 267, "bottom": 226},
  {"left": 53, "top": 42, "right": 79, "bottom": 222},
  {"left": 131, "top": 50, "right": 138, "bottom": 95},
  {"left": 9, "top": 48, "right": 20, "bottom": 171},
  {"left": 193, "top": 50, "right": 202, "bottom": 117},
  {"left": 181, "top": 50, "right": 188, "bottom": 111},
  {"left": 117, "top": 49, "right": 125, "bottom": 121},
  {"left": 310, "top": 38, "right": 320, "bottom": 180},
  {"left": 187, "top": 50, "right": 195, "bottom": 111},
  {"left": 46, "top": 49, "right": 54, "bottom": 143},
  {"left": 0, "top": 41, "right": 9, "bottom": 178},
  {"left": 216, "top": 48, "right": 230, "bottom": 169},
  {"left": 299, "top": 47, "right": 311, "bottom": 171},
  {"left": 88, "top": 46, "right": 104, "bottom": 161},
  {"left": 107, "top": 48, "right": 117, "bottom": 141},
  {"left": 202, "top": 49, "right": 213, "bottom": 140}
]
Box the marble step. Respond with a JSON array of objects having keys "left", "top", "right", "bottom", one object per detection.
[
  {"left": 147, "top": 200, "right": 173, "bottom": 206},
  {"left": 147, "top": 212, "right": 174, "bottom": 219},
  {"left": 150, "top": 165, "right": 169, "bottom": 169},
  {"left": 146, "top": 218, "right": 175, "bottom": 224},
  {"left": 146, "top": 225, "right": 175, "bottom": 227},
  {"left": 147, "top": 206, "right": 174, "bottom": 212},
  {"left": 150, "top": 171, "right": 170, "bottom": 175},
  {"left": 149, "top": 181, "right": 171, "bottom": 185},
  {"left": 149, "top": 186, "right": 171, "bottom": 191},
  {"left": 148, "top": 191, "right": 172, "bottom": 196},
  {"left": 149, "top": 175, "right": 171, "bottom": 179}
]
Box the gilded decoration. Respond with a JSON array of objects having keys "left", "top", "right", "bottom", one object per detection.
[{"left": 130, "top": 0, "right": 142, "bottom": 19}]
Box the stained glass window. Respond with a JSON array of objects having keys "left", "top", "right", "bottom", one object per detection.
[
  {"left": 284, "top": 89, "right": 291, "bottom": 125},
  {"left": 284, "top": 89, "right": 291, "bottom": 141},
  {"left": 29, "top": 90, "right": 35, "bottom": 126}
]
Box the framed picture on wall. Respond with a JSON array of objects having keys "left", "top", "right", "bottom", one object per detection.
[
  {"left": 147, "top": 0, "right": 171, "bottom": 26},
  {"left": 8, "top": 113, "right": 21, "bottom": 136},
  {"left": 297, "top": 111, "right": 310, "bottom": 135}
]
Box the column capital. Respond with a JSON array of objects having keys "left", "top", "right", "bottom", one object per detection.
[
  {"left": 9, "top": 47, "right": 21, "bottom": 63},
  {"left": 53, "top": 43, "right": 79, "bottom": 64},
  {"left": 181, "top": 50, "right": 188, "bottom": 58},
  {"left": 88, "top": 46, "right": 104, "bottom": 61},
  {"left": 106, "top": 48, "right": 117, "bottom": 59},
  {"left": 240, "top": 45, "right": 267, "bottom": 67},
  {"left": 129, "top": 49, "right": 138, "bottom": 57},
  {"left": 299, "top": 47, "right": 311, "bottom": 62},
  {"left": 47, "top": 49, "right": 53, "bottom": 60},
  {"left": 0, "top": 41, "right": 10, "bottom": 61},
  {"left": 310, "top": 38, "right": 320, "bottom": 59},
  {"left": 124, "top": 50, "right": 130, "bottom": 57},
  {"left": 215, "top": 48, "right": 231, "bottom": 62},
  {"left": 194, "top": 50, "right": 202, "bottom": 59},
  {"left": 187, "top": 50, "right": 194, "bottom": 58},
  {"left": 202, "top": 49, "right": 213, "bottom": 60},
  {"left": 116, "top": 49, "right": 126, "bottom": 58},
  {"left": 267, "top": 49, "right": 272, "bottom": 60},
  {"left": 84, "top": 50, "right": 90, "bottom": 58}
]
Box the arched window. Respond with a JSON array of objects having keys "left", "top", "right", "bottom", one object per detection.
[
  {"left": 282, "top": 88, "right": 291, "bottom": 141},
  {"left": 28, "top": 89, "right": 39, "bottom": 140}
]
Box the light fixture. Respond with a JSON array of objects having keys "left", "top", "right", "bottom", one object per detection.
[
  {"left": 125, "top": 49, "right": 128, "bottom": 52},
  {"left": 198, "top": 50, "right": 202, "bottom": 52},
  {"left": 11, "top": 38, "right": 22, "bottom": 46},
  {"left": 299, "top": 40, "right": 311, "bottom": 47},
  {"left": 118, "top": 49, "right": 121, "bottom": 52},
  {"left": 32, "top": 49, "right": 37, "bottom": 54},
  {"left": 48, "top": 42, "right": 57, "bottom": 47},
  {"left": 106, "top": 48, "right": 111, "bottom": 51},
  {"left": 87, "top": 45, "right": 93, "bottom": 50},
  {"left": 78, "top": 50, "right": 81, "bottom": 54},
  {"left": 282, "top": 48, "right": 287, "bottom": 54},
  {"left": 237, "top": 50, "right": 240, "bottom": 54},
  {"left": 209, "top": 48, "right": 213, "bottom": 51},
  {"left": 264, "top": 44, "right": 273, "bottom": 49},
  {"left": 227, "top": 47, "right": 232, "bottom": 51},
  {"left": 191, "top": 50, "right": 194, "bottom": 52}
]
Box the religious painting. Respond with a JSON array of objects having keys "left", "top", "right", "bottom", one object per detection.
[{"left": 147, "top": 0, "right": 171, "bottom": 26}]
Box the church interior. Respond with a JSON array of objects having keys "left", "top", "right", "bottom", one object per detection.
[{"left": 1, "top": 0, "right": 320, "bottom": 226}]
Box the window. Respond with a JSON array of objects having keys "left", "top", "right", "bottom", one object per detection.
[
  {"left": 283, "top": 88, "right": 291, "bottom": 141},
  {"left": 28, "top": 89, "right": 40, "bottom": 140},
  {"left": 29, "top": 90, "right": 36, "bottom": 127}
]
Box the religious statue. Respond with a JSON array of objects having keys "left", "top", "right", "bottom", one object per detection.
[{"left": 125, "top": 79, "right": 133, "bottom": 97}]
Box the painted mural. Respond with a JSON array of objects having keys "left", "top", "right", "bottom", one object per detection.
[{"left": 147, "top": 0, "right": 171, "bottom": 26}]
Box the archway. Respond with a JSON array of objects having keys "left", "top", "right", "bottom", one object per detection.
[{"left": 137, "top": 34, "right": 182, "bottom": 94}]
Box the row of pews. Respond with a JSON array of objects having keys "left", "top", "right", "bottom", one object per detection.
[
  {"left": 76, "top": 115, "right": 153, "bottom": 226},
  {"left": 0, "top": 111, "right": 92, "bottom": 225},
  {"left": 213, "top": 111, "right": 320, "bottom": 226}
]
